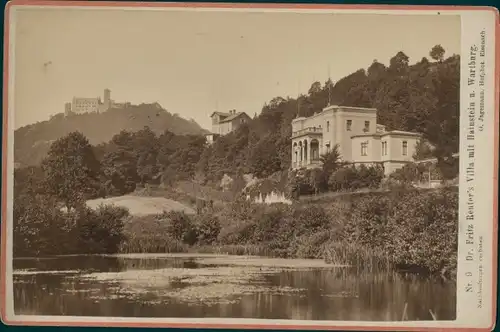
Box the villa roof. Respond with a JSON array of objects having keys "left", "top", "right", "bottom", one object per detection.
[
  {"left": 323, "top": 105, "right": 377, "bottom": 112},
  {"left": 382, "top": 130, "right": 422, "bottom": 137},
  {"left": 210, "top": 111, "right": 231, "bottom": 118},
  {"left": 351, "top": 130, "right": 422, "bottom": 139},
  {"left": 218, "top": 112, "right": 249, "bottom": 123}
]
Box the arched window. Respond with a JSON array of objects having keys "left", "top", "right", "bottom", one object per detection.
[
  {"left": 402, "top": 141, "right": 408, "bottom": 156},
  {"left": 326, "top": 121, "right": 330, "bottom": 132}
]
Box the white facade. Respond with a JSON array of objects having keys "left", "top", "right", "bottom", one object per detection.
[
  {"left": 205, "top": 133, "right": 220, "bottom": 145},
  {"left": 291, "top": 105, "right": 422, "bottom": 176},
  {"left": 351, "top": 131, "right": 421, "bottom": 175},
  {"left": 210, "top": 110, "right": 251, "bottom": 137},
  {"left": 65, "top": 89, "right": 113, "bottom": 116},
  {"left": 71, "top": 97, "right": 100, "bottom": 114}
]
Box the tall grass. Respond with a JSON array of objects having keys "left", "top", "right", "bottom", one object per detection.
[
  {"left": 118, "top": 214, "right": 188, "bottom": 253},
  {"left": 323, "top": 241, "right": 392, "bottom": 272},
  {"left": 191, "top": 244, "right": 272, "bottom": 256}
]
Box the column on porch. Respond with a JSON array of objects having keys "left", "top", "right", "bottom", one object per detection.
[
  {"left": 319, "top": 138, "right": 323, "bottom": 159},
  {"left": 305, "top": 139, "right": 311, "bottom": 166},
  {"left": 299, "top": 142, "right": 303, "bottom": 166}
]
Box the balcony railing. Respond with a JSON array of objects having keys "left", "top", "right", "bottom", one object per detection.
[
  {"left": 291, "top": 126, "right": 323, "bottom": 138},
  {"left": 292, "top": 159, "right": 321, "bottom": 169}
]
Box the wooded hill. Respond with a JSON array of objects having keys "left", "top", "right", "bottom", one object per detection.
[
  {"left": 197, "top": 45, "right": 459, "bottom": 181},
  {"left": 14, "top": 103, "right": 209, "bottom": 167}
]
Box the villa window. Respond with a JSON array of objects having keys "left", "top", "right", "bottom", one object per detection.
[
  {"left": 326, "top": 143, "right": 331, "bottom": 153},
  {"left": 326, "top": 121, "right": 330, "bottom": 132},
  {"left": 364, "top": 121, "right": 370, "bottom": 132},
  {"left": 402, "top": 141, "right": 408, "bottom": 156},
  {"left": 346, "top": 120, "right": 352, "bottom": 131},
  {"left": 361, "top": 142, "right": 368, "bottom": 156},
  {"left": 381, "top": 141, "right": 388, "bottom": 156}
]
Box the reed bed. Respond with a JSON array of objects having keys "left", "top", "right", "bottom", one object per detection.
[
  {"left": 190, "top": 244, "right": 272, "bottom": 257},
  {"left": 323, "top": 241, "right": 392, "bottom": 272}
]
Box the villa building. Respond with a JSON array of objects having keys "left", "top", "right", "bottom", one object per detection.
[
  {"left": 291, "top": 105, "right": 422, "bottom": 176},
  {"left": 206, "top": 110, "right": 251, "bottom": 144}
]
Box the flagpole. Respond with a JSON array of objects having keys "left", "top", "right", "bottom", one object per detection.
[{"left": 327, "top": 63, "right": 332, "bottom": 106}]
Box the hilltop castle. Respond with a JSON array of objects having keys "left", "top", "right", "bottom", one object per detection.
[
  {"left": 291, "top": 105, "right": 422, "bottom": 176},
  {"left": 64, "top": 89, "right": 130, "bottom": 116}
]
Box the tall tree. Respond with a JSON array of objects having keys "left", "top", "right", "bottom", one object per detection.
[
  {"left": 41, "top": 132, "right": 101, "bottom": 211},
  {"left": 389, "top": 51, "right": 410, "bottom": 74},
  {"left": 430, "top": 44, "right": 446, "bottom": 62},
  {"left": 320, "top": 144, "right": 342, "bottom": 174}
]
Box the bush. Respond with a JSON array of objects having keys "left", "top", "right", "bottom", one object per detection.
[
  {"left": 329, "top": 164, "right": 384, "bottom": 192},
  {"left": 328, "top": 167, "right": 357, "bottom": 191},
  {"left": 387, "top": 188, "right": 458, "bottom": 275},
  {"left": 389, "top": 163, "right": 427, "bottom": 185},
  {"left": 80, "top": 205, "right": 129, "bottom": 254},
  {"left": 13, "top": 196, "right": 131, "bottom": 257},
  {"left": 119, "top": 214, "right": 187, "bottom": 253},
  {"left": 338, "top": 188, "right": 458, "bottom": 276},
  {"left": 343, "top": 194, "right": 393, "bottom": 249},
  {"left": 160, "top": 211, "right": 198, "bottom": 245},
  {"left": 290, "top": 206, "right": 330, "bottom": 235},
  {"left": 13, "top": 195, "right": 67, "bottom": 257},
  {"left": 195, "top": 214, "right": 221, "bottom": 245}
]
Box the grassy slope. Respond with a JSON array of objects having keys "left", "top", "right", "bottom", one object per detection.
[{"left": 86, "top": 195, "right": 196, "bottom": 216}]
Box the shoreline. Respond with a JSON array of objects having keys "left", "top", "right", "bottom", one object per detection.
[{"left": 12, "top": 251, "right": 453, "bottom": 280}]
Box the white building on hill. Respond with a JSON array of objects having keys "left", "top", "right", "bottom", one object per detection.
[
  {"left": 65, "top": 88, "right": 126, "bottom": 116},
  {"left": 206, "top": 109, "right": 252, "bottom": 144},
  {"left": 291, "top": 105, "right": 422, "bottom": 176}
]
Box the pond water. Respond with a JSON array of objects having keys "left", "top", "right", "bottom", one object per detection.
[{"left": 13, "top": 254, "right": 456, "bottom": 321}]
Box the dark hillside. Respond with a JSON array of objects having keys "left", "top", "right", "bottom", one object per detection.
[{"left": 14, "top": 103, "right": 208, "bottom": 166}]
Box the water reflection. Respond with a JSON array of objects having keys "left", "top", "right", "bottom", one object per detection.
[{"left": 13, "top": 255, "right": 456, "bottom": 320}]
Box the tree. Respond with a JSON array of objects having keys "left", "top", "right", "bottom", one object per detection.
[
  {"left": 320, "top": 144, "right": 342, "bottom": 174},
  {"left": 308, "top": 81, "right": 322, "bottom": 95},
  {"left": 413, "top": 139, "right": 434, "bottom": 160},
  {"left": 249, "top": 135, "right": 282, "bottom": 178},
  {"left": 389, "top": 51, "right": 410, "bottom": 74},
  {"left": 430, "top": 44, "right": 445, "bottom": 62},
  {"left": 13, "top": 194, "right": 67, "bottom": 256},
  {"left": 101, "top": 149, "right": 140, "bottom": 195},
  {"left": 308, "top": 168, "right": 327, "bottom": 195},
  {"left": 41, "top": 132, "right": 101, "bottom": 211},
  {"left": 389, "top": 163, "right": 425, "bottom": 185}
]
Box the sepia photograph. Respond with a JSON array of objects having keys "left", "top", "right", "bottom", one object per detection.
[{"left": 1, "top": 2, "right": 498, "bottom": 330}]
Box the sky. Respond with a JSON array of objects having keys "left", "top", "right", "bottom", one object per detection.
[{"left": 11, "top": 7, "right": 461, "bottom": 130}]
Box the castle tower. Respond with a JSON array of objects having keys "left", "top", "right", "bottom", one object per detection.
[
  {"left": 103, "top": 88, "right": 111, "bottom": 109},
  {"left": 64, "top": 102, "right": 72, "bottom": 116}
]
